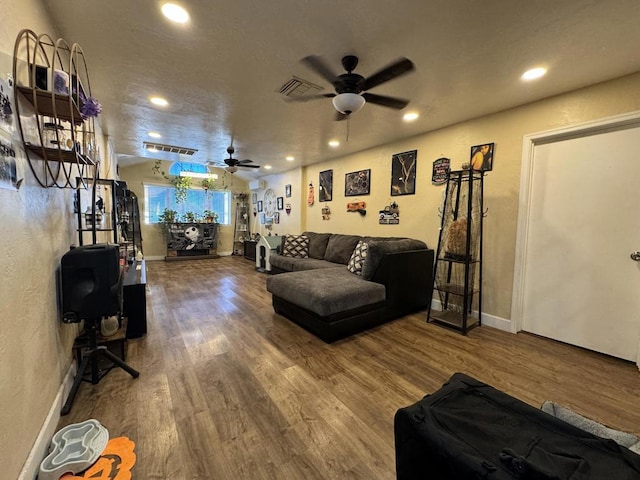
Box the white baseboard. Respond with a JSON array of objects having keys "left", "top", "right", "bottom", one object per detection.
[
  {"left": 430, "top": 298, "right": 511, "bottom": 333},
  {"left": 19, "top": 362, "right": 77, "bottom": 480}
]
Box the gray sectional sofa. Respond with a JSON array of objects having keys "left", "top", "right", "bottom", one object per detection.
[{"left": 266, "top": 232, "right": 434, "bottom": 342}]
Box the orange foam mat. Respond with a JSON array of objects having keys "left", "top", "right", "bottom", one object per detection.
[{"left": 61, "top": 436, "right": 136, "bottom": 480}]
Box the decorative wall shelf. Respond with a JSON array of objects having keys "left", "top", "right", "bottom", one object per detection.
[{"left": 12, "top": 29, "right": 99, "bottom": 188}]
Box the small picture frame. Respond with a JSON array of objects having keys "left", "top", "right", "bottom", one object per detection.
[
  {"left": 259, "top": 213, "right": 265, "bottom": 224},
  {"left": 257, "top": 200, "right": 263, "bottom": 212},
  {"left": 274, "top": 212, "right": 280, "bottom": 224},
  {"left": 345, "top": 169, "right": 371, "bottom": 197},
  {"left": 277, "top": 196, "right": 284, "bottom": 210},
  {"left": 470, "top": 143, "right": 495, "bottom": 172},
  {"left": 319, "top": 169, "right": 333, "bottom": 202},
  {"left": 285, "top": 184, "right": 292, "bottom": 198}
]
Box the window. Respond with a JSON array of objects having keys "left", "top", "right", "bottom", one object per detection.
[
  {"left": 144, "top": 184, "right": 231, "bottom": 225},
  {"left": 168, "top": 162, "right": 208, "bottom": 176}
]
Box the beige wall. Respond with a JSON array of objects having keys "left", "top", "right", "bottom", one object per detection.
[
  {"left": 280, "top": 73, "right": 640, "bottom": 321},
  {"left": 249, "top": 168, "right": 303, "bottom": 239},
  {"left": 0, "top": 0, "right": 116, "bottom": 477},
  {"left": 119, "top": 160, "right": 250, "bottom": 257}
]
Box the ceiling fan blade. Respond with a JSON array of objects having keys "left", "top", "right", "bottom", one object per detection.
[
  {"left": 236, "top": 159, "right": 254, "bottom": 164},
  {"left": 362, "top": 92, "right": 410, "bottom": 109},
  {"left": 284, "top": 93, "right": 335, "bottom": 103},
  {"left": 238, "top": 164, "right": 260, "bottom": 168},
  {"left": 301, "top": 55, "right": 338, "bottom": 84},
  {"left": 360, "top": 57, "right": 415, "bottom": 91}
]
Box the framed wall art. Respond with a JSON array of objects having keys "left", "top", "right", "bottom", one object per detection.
[
  {"left": 257, "top": 200, "right": 263, "bottom": 212},
  {"left": 319, "top": 169, "right": 333, "bottom": 202},
  {"left": 285, "top": 184, "right": 291, "bottom": 197},
  {"left": 277, "top": 196, "right": 284, "bottom": 210},
  {"left": 345, "top": 169, "right": 371, "bottom": 197},
  {"left": 470, "top": 143, "right": 495, "bottom": 171},
  {"left": 391, "top": 149, "right": 417, "bottom": 196}
]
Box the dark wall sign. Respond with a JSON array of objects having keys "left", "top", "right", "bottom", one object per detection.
[{"left": 432, "top": 157, "right": 450, "bottom": 185}]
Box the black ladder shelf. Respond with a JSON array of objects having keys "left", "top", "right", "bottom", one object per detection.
[{"left": 428, "top": 169, "right": 484, "bottom": 334}]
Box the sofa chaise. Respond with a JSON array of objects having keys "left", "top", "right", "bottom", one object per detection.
[{"left": 265, "top": 232, "right": 434, "bottom": 342}]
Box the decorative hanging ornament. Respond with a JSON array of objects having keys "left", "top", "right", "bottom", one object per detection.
[
  {"left": 307, "top": 182, "right": 314, "bottom": 206},
  {"left": 322, "top": 205, "right": 331, "bottom": 220}
]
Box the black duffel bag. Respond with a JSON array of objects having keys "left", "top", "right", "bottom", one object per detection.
[{"left": 394, "top": 373, "right": 640, "bottom": 479}]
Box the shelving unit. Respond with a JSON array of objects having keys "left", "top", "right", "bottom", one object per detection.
[
  {"left": 115, "top": 182, "right": 143, "bottom": 261},
  {"left": 12, "top": 29, "right": 99, "bottom": 188},
  {"left": 232, "top": 195, "right": 250, "bottom": 255},
  {"left": 428, "top": 169, "right": 484, "bottom": 334},
  {"left": 75, "top": 177, "right": 118, "bottom": 246}
]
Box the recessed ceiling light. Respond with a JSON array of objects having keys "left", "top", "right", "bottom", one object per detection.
[
  {"left": 286, "top": 156, "right": 295, "bottom": 161},
  {"left": 264, "top": 165, "right": 272, "bottom": 170},
  {"left": 161, "top": 3, "right": 190, "bottom": 23},
  {"left": 148, "top": 131, "right": 162, "bottom": 139},
  {"left": 521, "top": 67, "right": 547, "bottom": 81},
  {"left": 403, "top": 112, "right": 419, "bottom": 122},
  {"left": 328, "top": 140, "right": 340, "bottom": 148},
  {"left": 150, "top": 96, "right": 169, "bottom": 107}
]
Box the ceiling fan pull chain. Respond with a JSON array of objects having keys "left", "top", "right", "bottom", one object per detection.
[{"left": 346, "top": 116, "right": 350, "bottom": 142}]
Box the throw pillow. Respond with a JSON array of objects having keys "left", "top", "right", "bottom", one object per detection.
[
  {"left": 347, "top": 240, "right": 368, "bottom": 275},
  {"left": 282, "top": 234, "right": 309, "bottom": 258}
]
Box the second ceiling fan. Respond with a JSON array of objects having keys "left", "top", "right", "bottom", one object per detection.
[
  {"left": 289, "top": 54, "right": 415, "bottom": 120},
  {"left": 208, "top": 145, "right": 260, "bottom": 173}
]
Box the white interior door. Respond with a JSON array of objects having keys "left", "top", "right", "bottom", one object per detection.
[{"left": 520, "top": 123, "right": 640, "bottom": 362}]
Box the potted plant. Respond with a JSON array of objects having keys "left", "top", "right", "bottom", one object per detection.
[
  {"left": 182, "top": 211, "right": 198, "bottom": 223},
  {"left": 203, "top": 210, "right": 219, "bottom": 223},
  {"left": 171, "top": 175, "right": 191, "bottom": 203},
  {"left": 200, "top": 177, "right": 217, "bottom": 194},
  {"left": 157, "top": 208, "right": 178, "bottom": 236},
  {"left": 158, "top": 208, "right": 177, "bottom": 224}
]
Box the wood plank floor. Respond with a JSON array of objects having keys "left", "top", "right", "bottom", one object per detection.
[{"left": 57, "top": 256, "right": 640, "bottom": 479}]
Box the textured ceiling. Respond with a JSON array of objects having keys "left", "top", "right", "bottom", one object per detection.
[{"left": 42, "top": 0, "right": 640, "bottom": 179}]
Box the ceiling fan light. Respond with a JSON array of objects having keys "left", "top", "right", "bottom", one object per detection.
[
  {"left": 226, "top": 166, "right": 238, "bottom": 173},
  {"left": 332, "top": 93, "right": 366, "bottom": 115}
]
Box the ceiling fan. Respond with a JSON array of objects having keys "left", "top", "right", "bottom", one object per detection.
[
  {"left": 288, "top": 55, "right": 415, "bottom": 119},
  {"left": 208, "top": 145, "right": 260, "bottom": 173}
]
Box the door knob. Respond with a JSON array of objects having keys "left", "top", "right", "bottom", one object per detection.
[{"left": 631, "top": 251, "right": 640, "bottom": 261}]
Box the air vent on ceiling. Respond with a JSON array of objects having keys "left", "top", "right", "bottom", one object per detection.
[
  {"left": 143, "top": 141, "right": 198, "bottom": 156},
  {"left": 277, "top": 75, "right": 324, "bottom": 98}
]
